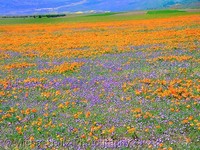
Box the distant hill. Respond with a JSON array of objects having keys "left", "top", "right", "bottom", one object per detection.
[{"left": 0, "top": 0, "right": 199, "bottom": 16}]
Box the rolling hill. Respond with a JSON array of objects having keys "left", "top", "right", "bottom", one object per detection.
[{"left": 0, "top": 0, "right": 199, "bottom": 15}]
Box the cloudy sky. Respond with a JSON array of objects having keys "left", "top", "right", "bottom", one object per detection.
[{"left": 0, "top": 0, "right": 198, "bottom": 15}]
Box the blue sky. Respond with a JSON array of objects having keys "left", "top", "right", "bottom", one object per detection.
[{"left": 0, "top": 0, "right": 198, "bottom": 15}]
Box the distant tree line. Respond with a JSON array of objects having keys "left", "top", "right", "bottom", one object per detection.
[{"left": 1, "top": 14, "right": 66, "bottom": 18}]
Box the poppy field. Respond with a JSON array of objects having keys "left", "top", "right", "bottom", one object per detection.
[{"left": 0, "top": 12, "right": 200, "bottom": 149}]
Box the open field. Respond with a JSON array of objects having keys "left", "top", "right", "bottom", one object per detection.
[
  {"left": 0, "top": 11, "right": 200, "bottom": 149},
  {"left": 0, "top": 9, "right": 200, "bottom": 25}
]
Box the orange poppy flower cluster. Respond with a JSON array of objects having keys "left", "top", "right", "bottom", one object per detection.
[
  {"left": 150, "top": 55, "right": 193, "bottom": 62},
  {"left": 3, "top": 62, "right": 36, "bottom": 70},
  {"left": 41, "top": 62, "right": 84, "bottom": 74},
  {"left": 0, "top": 15, "right": 199, "bottom": 59},
  {"left": 132, "top": 78, "right": 200, "bottom": 100}
]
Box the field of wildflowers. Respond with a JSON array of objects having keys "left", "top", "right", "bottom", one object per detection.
[{"left": 0, "top": 13, "right": 200, "bottom": 149}]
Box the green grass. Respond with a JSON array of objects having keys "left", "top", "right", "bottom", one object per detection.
[
  {"left": 0, "top": 10, "right": 199, "bottom": 25},
  {"left": 85, "top": 12, "right": 119, "bottom": 17},
  {"left": 147, "top": 9, "right": 186, "bottom": 14}
]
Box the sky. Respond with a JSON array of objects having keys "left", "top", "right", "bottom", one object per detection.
[{"left": 0, "top": 0, "right": 199, "bottom": 15}]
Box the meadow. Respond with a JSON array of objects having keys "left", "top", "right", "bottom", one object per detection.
[{"left": 0, "top": 10, "right": 200, "bottom": 149}]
